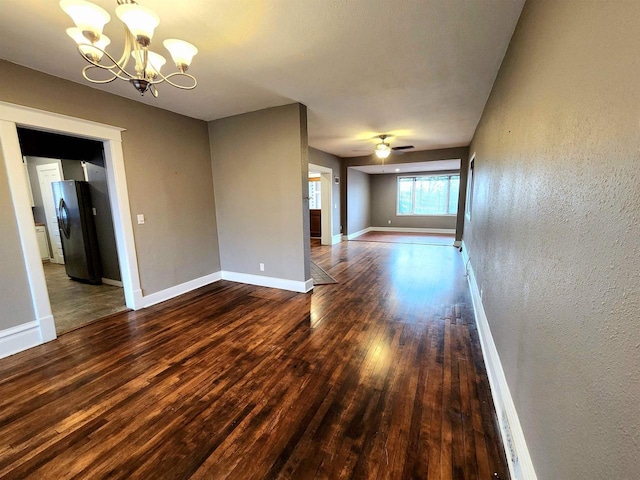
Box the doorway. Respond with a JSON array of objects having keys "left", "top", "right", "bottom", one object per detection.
[
  {"left": 21, "top": 129, "right": 128, "bottom": 334},
  {"left": 308, "top": 163, "right": 333, "bottom": 246},
  {"left": 0, "top": 101, "right": 142, "bottom": 351}
]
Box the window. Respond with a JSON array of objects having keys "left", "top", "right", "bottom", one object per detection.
[{"left": 397, "top": 174, "right": 460, "bottom": 216}]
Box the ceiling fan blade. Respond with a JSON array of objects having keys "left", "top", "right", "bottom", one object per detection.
[{"left": 392, "top": 145, "right": 414, "bottom": 151}]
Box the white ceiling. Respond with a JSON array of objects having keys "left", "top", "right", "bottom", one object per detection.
[
  {"left": 351, "top": 159, "right": 461, "bottom": 175},
  {"left": 0, "top": 0, "right": 524, "bottom": 157}
]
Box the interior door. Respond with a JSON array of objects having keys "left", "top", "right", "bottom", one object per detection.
[{"left": 36, "top": 163, "right": 65, "bottom": 264}]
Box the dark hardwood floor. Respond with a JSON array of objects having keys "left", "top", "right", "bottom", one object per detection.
[{"left": 0, "top": 241, "right": 508, "bottom": 479}]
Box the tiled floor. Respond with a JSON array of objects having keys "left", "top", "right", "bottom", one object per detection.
[{"left": 43, "top": 262, "right": 127, "bottom": 335}]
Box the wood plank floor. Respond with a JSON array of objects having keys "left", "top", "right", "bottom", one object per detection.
[
  {"left": 349, "top": 231, "right": 455, "bottom": 246},
  {"left": 0, "top": 241, "right": 508, "bottom": 479}
]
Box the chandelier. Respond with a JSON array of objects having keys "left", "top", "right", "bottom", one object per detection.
[{"left": 60, "top": 0, "right": 198, "bottom": 97}]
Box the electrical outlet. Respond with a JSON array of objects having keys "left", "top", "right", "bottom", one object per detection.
[
  {"left": 480, "top": 288, "right": 483, "bottom": 299},
  {"left": 92, "top": 207, "right": 97, "bottom": 216},
  {"left": 259, "top": 263, "right": 265, "bottom": 272},
  {"left": 137, "top": 214, "right": 145, "bottom": 225},
  {"left": 388, "top": 220, "right": 392, "bottom": 224}
]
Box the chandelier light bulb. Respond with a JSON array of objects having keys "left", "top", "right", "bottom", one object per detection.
[
  {"left": 116, "top": 4, "right": 160, "bottom": 45},
  {"left": 131, "top": 50, "right": 166, "bottom": 78},
  {"left": 60, "top": 0, "right": 111, "bottom": 41},
  {"left": 163, "top": 39, "right": 198, "bottom": 72},
  {"left": 67, "top": 28, "right": 110, "bottom": 61}
]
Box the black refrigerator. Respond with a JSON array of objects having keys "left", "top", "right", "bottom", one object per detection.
[{"left": 52, "top": 180, "right": 102, "bottom": 284}]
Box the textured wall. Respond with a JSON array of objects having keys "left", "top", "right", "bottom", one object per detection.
[
  {"left": 209, "top": 104, "right": 309, "bottom": 282},
  {"left": 369, "top": 172, "right": 458, "bottom": 230},
  {"left": 346, "top": 168, "right": 371, "bottom": 234},
  {"left": 464, "top": 1, "right": 640, "bottom": 478},
  {"left": 309, "top": 148, "right": 341, "bottom": 236}
]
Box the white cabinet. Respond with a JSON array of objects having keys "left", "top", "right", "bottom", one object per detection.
[{"left": 35, "top": 225, "right": 50, "bottom": 260}]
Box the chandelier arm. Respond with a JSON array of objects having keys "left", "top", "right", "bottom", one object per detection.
[
  {"left": 77, "top": 44, "right": 136, "bottom": 80},
  {"left": 81, "top": 65, "right": 121, "bottom": 84},
  {"left": 148, "top": 71, "right": 198, "bottom": 90},
  {"left": 115, "top": 25, "right": 133, "bottom": 69}
]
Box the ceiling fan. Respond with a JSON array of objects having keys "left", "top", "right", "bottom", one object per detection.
[{"left": 374, "top": 135, "right": 414, "bottom": 159}]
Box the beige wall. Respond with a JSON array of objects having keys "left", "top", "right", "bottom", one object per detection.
[
  {"left": 346, "top": 168, "right": 370, "bottom": 235},
  {"left": 464, "top": 1, "right": 640, "bottom": 478},
  {"left": 0, "top": 61, "right": 220, "bottom": 303},
  {"left": 309, "top": 147, "right": 341, "bottom": 236},
  {"left": 209, "top": 104, "right": 310, "bottom": 283},
  {"left": 370, "top": 172, "right": 459, "bottom": 230}
]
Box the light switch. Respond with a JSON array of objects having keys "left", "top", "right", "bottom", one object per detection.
[
  {"left": 92, "top": 208, "right": 97, "bottom": 216},
  {"left": 137, "top": 214, "right": 145, "bottom": 224}
]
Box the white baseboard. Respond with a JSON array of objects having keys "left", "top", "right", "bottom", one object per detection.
[
  {"left": 0, "top": 321, "right": 42, "bottom": 360},
  {"left": 303, "top": 278, "right": 314, "bottom": 293},
  {"left": 142, "top": 272, "right": 222, "bottom": 308},
  {"left": 102, "top": 277, "right": 123, "bottom": 287},
  {"left": 461, "top": 242, "right": 537, "bottom": 480},
  {"left": 331, "top": 234, "right": 342, "bottom": 245},
  {"left": 222, "top": 271, "right": 312, "bottom": 293},
  {"left": 370, "top": 227, "right": 456, "bottom": 234},
  {"left": 346, "top": 227, "right": 371, "bottom": 240}
]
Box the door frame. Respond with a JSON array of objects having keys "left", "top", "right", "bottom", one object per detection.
[
  {"left": 35, "top": 161, "right": 65, "bottom": 264},
  {"left": 308, "top": 163, "right": 333, "bottom": 246},
  {"left": 0, "top": 101, "right": 143, "bottom": 347}
]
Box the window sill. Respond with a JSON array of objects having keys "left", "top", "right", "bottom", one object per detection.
[{"left": 396, "top": 214, "right": 457, "bottom": 217}]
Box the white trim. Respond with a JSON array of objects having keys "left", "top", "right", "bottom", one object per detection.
[
  {"left": 461, "top": 242, "right": 537, "bottom": 480},
  {"left": 0, "top": 101, "right": 144, "bottom": 357},
  {"left": 369, "top": 227, "right": 455, "bottom": 235},
  {"left": 331, "top": 234, "right": 342, "bottom": 244},
  {"left": 465, "top": 152, "right": 475, "bottom": 222},
  {"left": 0, "top": 120, "right": 56, "bottom": 344},
  {"left": 0, "top": 101, "right": 124, "bottom": 140},
  {"left": 0, "top": 321, "right": 43, "bottom": 360},
  {"left": 102, "top": 139, "right": 143, "bottom": 310},
  {"left": 303, "top": 278, "right": 314, "bottom": 293},
  {"left": 309, "top": 163, "right": 334, "bottom": 246},
  {"left": 346, "top": 227, "right": 371, "bottom": 240},
  {"left": 142, "top": 272, "right": 223, "bottom": 308},
  {"left": 221, "top": 271, "right": 312, "bottom": 293},
  {"left": 102, "top": 278, "right": 123, "bottom": 287}
]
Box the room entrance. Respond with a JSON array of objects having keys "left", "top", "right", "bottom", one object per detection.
[
  {"left": 0, "top": 101, "right": 142, "bottom": 355},
  {"left": 19, "top": 128, "right": 128, "bottom": 334}
]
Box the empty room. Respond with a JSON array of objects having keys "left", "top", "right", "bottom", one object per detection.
[{"left": 0, "top": 1, "right": 638, "bottom": 479}]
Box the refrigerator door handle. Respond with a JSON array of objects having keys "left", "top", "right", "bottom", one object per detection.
[{"left": 58, "top": 198, "right": 71, "bottom": 239}]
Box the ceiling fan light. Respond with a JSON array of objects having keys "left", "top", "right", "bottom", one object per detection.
[
  {"left": 163, "top": 39, "right": 198, "bottom": 71},
  {"left": 375, "top": 142, "right": 391, "bottom": 159},
  {"left": 67, "top": 28, "right": 110, "bottom": 60},
  {"left": 60, "top": 0, "right": 111, "bottom": 40},
  {"left": 116, "top": 4, "right": 160, "bottom": 44},
  {"left": 131, "top": 50, "right": 166, "bottom": 78}
]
